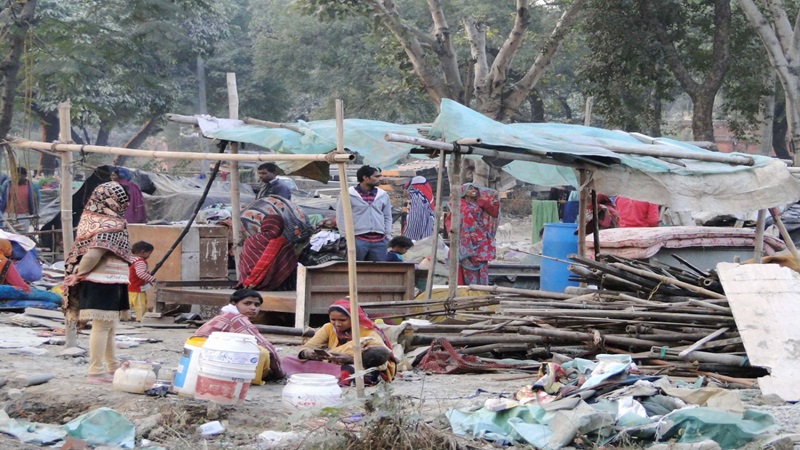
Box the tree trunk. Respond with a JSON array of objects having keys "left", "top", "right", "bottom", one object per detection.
[
  {"left": 0, "top": 0, "right": 38, "bottom": 138},
  {"left": 529, "top": 89, "right": 544, "bottom": 123},
  {"left": 690, "top": 93, "right": 715, "bottom": 143},
  {"left": 38, "top": 109, "right": 59, "bottom": 176},
  {"left": 114, "top": 115, "right": 163, "bottom": 165},
  {"left": 96, "top": 122, "right": 111, "bottom": 147},
  {"left": 197, "top": 55, "right": 207, "bottom": 115},
  {"left": 773, "top": 96, "right": 791, "bottom": 160}
]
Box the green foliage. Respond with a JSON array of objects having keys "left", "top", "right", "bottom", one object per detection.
[{"left": 26, "top": 0, "right": 232, "bottom": 128}]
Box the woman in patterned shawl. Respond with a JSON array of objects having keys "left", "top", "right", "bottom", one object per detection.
[
  {"left": 237, "top": 215, "right": 298, "bottom": 291},
  {"left": 63, "top": 182, "right": 135, "bottom": 383},
  {"left": 402, "top": 176, "right": 435, "bottom": 241},
  {"left": 448, "top": 183, "right": 500, "bottom": 285}
]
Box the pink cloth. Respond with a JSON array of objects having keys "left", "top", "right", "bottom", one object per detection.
[
  {"left": 117, "top": 179, "right": 146, "bottom": 223},
  {"left": 279, "top": 355, "right": 342, "bottom": 378},
  {"left": 616, "top": 197, "right": 659, "bottom": 228},
  {"left": 585, "top": 226, "right": 786, "bottom": 259}
]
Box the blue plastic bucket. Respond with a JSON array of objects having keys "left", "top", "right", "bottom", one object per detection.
[{"left": 541, "top": 223, "right": 579, "bottom": 293}]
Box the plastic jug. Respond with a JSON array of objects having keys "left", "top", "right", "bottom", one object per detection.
[{"left": 113, "top": 361, "right": 157, "bottom": 394}]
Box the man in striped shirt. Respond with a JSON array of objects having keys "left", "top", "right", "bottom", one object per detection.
[{"left": 336, "top": 166, "right": 393, "bottom": 262}]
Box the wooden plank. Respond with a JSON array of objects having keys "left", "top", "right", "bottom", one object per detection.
[{"left": 295, "top": 265, "right": 309, "bottom": 328}]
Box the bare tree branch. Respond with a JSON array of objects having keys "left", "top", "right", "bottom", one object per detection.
[
  {"left": 0, "top": 0, "right": 37, "bottom": 138},
  {"left": 427, "top": 0, "right": 464, "bottom": 101},
  {"left": 489, "top": 0, "right": 531, "bottom": 87},
  {"left": 369, "top": 0, "right": 450, "bottom": 103},
  {"left": 500, "top": 0, "right": 587, "bottom": 120},
  {"left": 464, "top": 19, "right": 488, "bottom": 97}
]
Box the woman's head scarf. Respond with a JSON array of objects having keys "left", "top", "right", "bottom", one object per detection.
[
  {"left": 329, "top": 299, "right": 375, "bottom": 330},
  {"left": 404, "top": 176, "right": 435, "bottom": 208},
  {"left": 65, "top": 182, "right": 134, "bottom": 273},
  {"left": 329, "top": 299, "right": 393, "bottom": 349}
]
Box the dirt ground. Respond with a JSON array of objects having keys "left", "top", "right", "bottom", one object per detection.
[
  {"left": 2, "top": 215, "right": 799, "bottom": 449},
  {"left": 1, "top": 322, "right": 800, "bottom": 450}
]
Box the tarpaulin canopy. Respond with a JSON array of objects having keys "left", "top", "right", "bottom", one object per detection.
[{"left": 196, "top": 100, "right": 800, "bottom": 213}]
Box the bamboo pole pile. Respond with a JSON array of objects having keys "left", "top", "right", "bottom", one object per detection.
[{"left": 369, "top": 254, "right": 763, "bottom": 382}]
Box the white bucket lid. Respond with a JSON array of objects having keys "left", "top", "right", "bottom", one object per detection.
[{"left": 289, "top": 373, "right": 338, "bottom": 385}]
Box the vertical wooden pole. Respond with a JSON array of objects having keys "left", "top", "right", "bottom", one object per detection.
[
  {"left": 424, "top": 150, "right": 447, "bottom": 299},
  {"left": 753, "top": 209, "right": 766, "bottom": 262},
  {"left": 227, "top": 73, "right": 242, "bottom": 276},
  {"left": 447, "top": 152, "right": 462, "bottom": 300},
  {"left": 334, "top": 99, "right": 365, "bottom": 396},
  {"left": 58, "top": 100, "right": 77, "bottom": 348},
  {"left": 577, "top": 170, "right": 589, "bottom": 258},
  {"left": 590, "top": 187, "right": 600, "bottom": 259}
]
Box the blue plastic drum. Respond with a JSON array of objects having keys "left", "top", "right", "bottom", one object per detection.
[{"left": 540, "top": 222, "right": 579, "bottom": 293}]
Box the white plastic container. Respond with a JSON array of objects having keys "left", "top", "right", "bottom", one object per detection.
[
  {"left": 173, "top": 343, "right": 202, "bottom": 397},
  {"left": 282, "top": 373, "right": 342, "bottom": 409},
  {"left": 194, "top": 332, "right": 260, "bottom": 405},
  {"left": 112, "top": 361, "right": 157, "bottom": 394}
]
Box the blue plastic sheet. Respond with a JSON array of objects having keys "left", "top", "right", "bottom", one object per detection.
[{"left": 63, "top": 407, "right": 136, "bottom": 449}]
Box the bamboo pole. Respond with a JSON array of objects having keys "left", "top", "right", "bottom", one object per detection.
[
  {"left": 678, "top": 327, "right": 730, "bottom": 357},
  {"left": 8, "top": 139, "right": 353, "bottom": 163},
  {"left": 753, "top": 209, "right": 766, "bottom": 261},
  {"left": 334, "top": 99, "right": 365, "bottom": 396},
  {"left": 590, "top": 187, "right": 600, "bottom": 259},
  {"left": 58, "top": 101, "right": 77, "bottom": 349},
  {"left": 424, "top": 149, "right": 447, "bottom": 300},
  {"left": 577, "top": 170, "right": 589, "bottom": 258},
  {"left": 468, "top": 284, "right": 574, "bottom": 300},
  {"left": 385, "top": 133, "right": 598, "bottom": 171},
  {"left": 518, "top": 326, "right": 664, "bottom": 347},
  {"left": 610, "top": 263, "right": 727, "bottom": 299},
  {"left": 502, "top": 308, "right": 736, "bottom": 323},
  {"left": 768, "top": 207, "right": 800, "bottom": 262},
  {"left": 227, "top": 73, "right": 243, "bottom": 276},
  {"left": 448, "top": 151, "right": 462, "bottom": 300}
]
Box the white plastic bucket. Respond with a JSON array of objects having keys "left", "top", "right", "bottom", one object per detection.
[
  {"left": 173, "top": 343, "right": 202, "bottom": 397},
  {"left": 194, "top": 332, "right": 260, "bottom": 405},
  {"left": 282, "top": 373, "right": 342, "bottom": 409}
]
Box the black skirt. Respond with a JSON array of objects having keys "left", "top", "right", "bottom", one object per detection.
[{"left": 77, "top": 281, "right": 129, "bottom": 321}]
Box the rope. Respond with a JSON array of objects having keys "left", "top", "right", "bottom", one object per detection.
[{"left": 149, "top": 140, "right": 230, "bottom": 276}]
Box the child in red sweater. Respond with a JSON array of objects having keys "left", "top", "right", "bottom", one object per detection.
[{"left": 129, "top": 241, "right": 156, "bottom": 321}]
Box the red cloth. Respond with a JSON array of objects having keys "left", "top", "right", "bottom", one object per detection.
[
  {"left": 13, "top": 184, "right": 30, "bottom": 214},
  {"left": 615, "top": 197, "right": 659, "bottom": 228},
  {"left": 238, "top": 215, "right": 297, "bottom": 290},
  {"left": 128, "top": 257, "right": 155, "bottom": 292},
  {"left": 446, "top": 184, "right": 500, "bottom": 285}
]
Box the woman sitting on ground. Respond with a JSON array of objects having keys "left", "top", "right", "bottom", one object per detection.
[
  {"left": 189, "top": 289, "right": 284, "bottom": 383},
  {"left": 296, "top": 299, "right": 395, "bottom": 386}
]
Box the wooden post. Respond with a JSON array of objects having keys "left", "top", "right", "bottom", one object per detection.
[
  {"left": 58, "top": 101, "right": 77, "bottom": 348},
  {"left": 424, "top": 150, "right": 447, "bottom": 299},
  {"left": 334, "top": 99, "right": 365, "bottom": 396},
  {"left": 577, "top": 170, "right": 589, "bottom": 258},
  {"left": 227, "top": 73, "right": 242, "bottom": 276},
  {"left": 590, "top": 186, "right": 600, "bottom": 259},
  {"left": 753, "top": 209, "right": 766, "bottom": 262},
  {"left": 448, "top": 152, "right": 462, "bottom": 300}
]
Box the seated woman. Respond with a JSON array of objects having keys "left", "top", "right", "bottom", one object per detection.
[
  {"left": 188, "top": 289, "right": 283, "bottom": 384},
  {"left": 237, "top": 215, "right": 298, "bottom": 291},
  {"left": 288, "top": 299, "right": 395, "bottom": 386},
  {"left": 0, "top": 238, "right": 30, "bottom": 292}
]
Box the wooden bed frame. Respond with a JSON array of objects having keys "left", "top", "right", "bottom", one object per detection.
[{"left": 155, "top": 261, "right": 416, "bottom": 328}]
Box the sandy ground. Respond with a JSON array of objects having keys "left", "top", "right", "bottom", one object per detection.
[{"left": 1, "top": 322, "right": 799, "bottom": 450}]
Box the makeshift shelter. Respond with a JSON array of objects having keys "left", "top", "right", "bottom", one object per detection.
[{"left": 191, "top": 99, "right": 800, "bottom": 214}]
